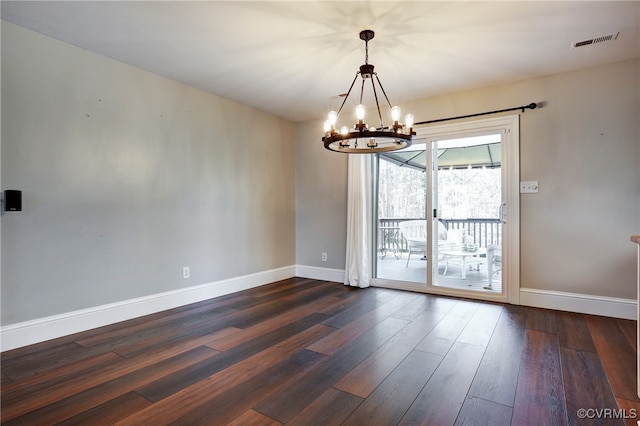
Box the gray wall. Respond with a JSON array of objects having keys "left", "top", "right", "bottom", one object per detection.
[
  {"left": 295, "top": 120, "right": 347, "bottom": 270},
  {"left": 296, "top": 58, "right": 640, "bottom": 300},
  {"left": 1, "top": 22, "right": 296, "bottom": 325},
  {"left": 2, "top": 21, "right": 639, "bottom": 328}
]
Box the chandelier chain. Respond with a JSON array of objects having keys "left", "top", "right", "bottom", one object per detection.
[{"left": 365, "top": 38, "right": 369, "bottom": 65}]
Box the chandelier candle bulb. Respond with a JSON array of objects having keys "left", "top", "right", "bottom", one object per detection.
[
  {"left": 391, "top": 106, "right": 401, "bottom": 123},
  {"left": 328, "top": 110, "right": 337, "bottom": 126},
  {"left": 405, "top": 114, "right": 414, "bottom": 130}
]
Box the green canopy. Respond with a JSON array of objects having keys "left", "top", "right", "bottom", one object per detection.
[{"left": 380, "top": 135, "right": 502, "bottom": 171}]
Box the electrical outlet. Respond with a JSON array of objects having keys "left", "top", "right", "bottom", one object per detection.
[
  {"left": 520, "top": 181, "right": 539, "bottom": 193},
  {"left": 322, "top": 252, "right": 327, "bottom": 262},
  {"left": 182, "top": 266, "right": 190, "bottom": 279}
]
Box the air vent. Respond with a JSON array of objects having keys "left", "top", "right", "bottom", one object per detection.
[{"left": 571, "top": 32, "right": 619, "bottom": 49}]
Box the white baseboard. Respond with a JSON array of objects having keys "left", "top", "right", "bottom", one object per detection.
[
  {"left": 1, "top": 266, "right": 296, "bottom": 352},
  {"left": 295, "top": 265, "right": 345, "bottom": 283},
  {"left": 4, "top": 270, "right": 633, "bottom": 352},
  {"left": 520, "top": 287, "right": 637, "bottom": 320}
]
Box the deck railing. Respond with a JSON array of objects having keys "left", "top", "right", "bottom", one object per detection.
[{"left": 378, "top": 217, "right": 502, "bottom": 254}]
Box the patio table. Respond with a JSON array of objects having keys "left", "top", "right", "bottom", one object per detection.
[{"left": 440, "top": 247, "right": 486, "bottom": 279}]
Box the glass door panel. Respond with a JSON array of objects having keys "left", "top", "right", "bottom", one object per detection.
[
  {"left": 431, "top": 134, "right": 503, "bottom": 294},
  {"left": 374, "top": 144, "right": 427, "bottom": 284}
]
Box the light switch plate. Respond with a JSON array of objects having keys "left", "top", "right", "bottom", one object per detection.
[{"left": 520, "top": 181, "right": 539, "bottom": 193}]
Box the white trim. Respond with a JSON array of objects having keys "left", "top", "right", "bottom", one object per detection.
[
  {"left": 636, "top": 244, "right": 640, "bottom": 398},
  {"left": 520, "top": 287, "right": 637, "bottom": 320},
  {"left": 391, "top": 115, "right": 521, "bottom": 303},
  {"left": 1, "top": 266, "right": 296, "bottom": 352},
  {"left": 372, "top": 277, "right": 510, "bottom": 303},
  {"left": 503, "top": 117, "right": 520, "bottom": 305},
  {"left": 295, "top": 265, "right": 345, "bottom": 283}
]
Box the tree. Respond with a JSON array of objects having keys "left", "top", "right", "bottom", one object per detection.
[{"left": 378, "top": 159, "right": 500, "bottom": 220}]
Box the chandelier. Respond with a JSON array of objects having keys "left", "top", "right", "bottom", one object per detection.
[{"left": 322, "top": 30, "right": 415, "bottom": 153}]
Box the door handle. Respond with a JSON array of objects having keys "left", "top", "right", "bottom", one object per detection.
[{"left": 500, "top": 203, "right": 507, "bottom": 224}]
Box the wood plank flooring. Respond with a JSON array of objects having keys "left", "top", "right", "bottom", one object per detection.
[{"left": 2, "top": 277, "right": 639, "bottom": 425}]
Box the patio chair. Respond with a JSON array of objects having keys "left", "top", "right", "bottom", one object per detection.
[
  {"left": 399, "top": 220, "right": 426, "bottom": 267},
  {"left": 399, "top": 220, "right": 449, "bottom": 267},
  {"left": 485, "top": 244, "right": 502, "bottom": 289}
]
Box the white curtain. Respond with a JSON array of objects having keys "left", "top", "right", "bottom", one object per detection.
[{"left": 344, "top": 154, "right": 373, "bottom": 288}]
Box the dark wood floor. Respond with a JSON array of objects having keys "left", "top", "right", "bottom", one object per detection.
[{"left": 2, "top": 277, "right": 639, "bottom": 425}]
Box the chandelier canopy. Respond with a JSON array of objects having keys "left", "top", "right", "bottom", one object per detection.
[{"left": 322, "top": 30, "right": 415, "bottom": 154}]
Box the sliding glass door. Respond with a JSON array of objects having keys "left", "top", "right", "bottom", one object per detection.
[{"left": 373, "top": 116, "right": 519, "bottom": 304}]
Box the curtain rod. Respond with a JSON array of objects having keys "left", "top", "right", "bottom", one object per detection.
[{"left": 414, "top": 102, "right": 538, "bottom": 126}]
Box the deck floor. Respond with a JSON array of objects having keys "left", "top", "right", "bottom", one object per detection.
[{"left": 376, "top": 253, "right": 502, "bottom": 293}]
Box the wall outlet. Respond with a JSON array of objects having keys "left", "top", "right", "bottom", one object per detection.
[
  {"left": 321, "top": 252, "right": 327, "bottom": 262},
  {"left": 182, "top": 266, "right": 190, "bottom": 279},
  {"left": 520, "top": 181, "right": 539, "bottom": 193}
]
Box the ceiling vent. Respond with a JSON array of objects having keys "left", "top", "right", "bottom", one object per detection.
[{"left": 571, "top": 32, "right": 619, "bottom": 49}]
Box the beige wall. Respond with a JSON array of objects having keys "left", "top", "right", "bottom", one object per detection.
[
  {"left": 296, "top": 58, "right": 640, "bottom": 300},
  {"left": 1, "top": 22, "right": 296, "bottom": 324}
]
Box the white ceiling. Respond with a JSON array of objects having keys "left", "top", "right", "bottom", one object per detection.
[{"left": 2, "top": 1, "right": 639, "bottom": 123}]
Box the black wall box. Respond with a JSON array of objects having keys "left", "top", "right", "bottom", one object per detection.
[{"left": 4, "top": 190, "right": 22, "bottom": 211}]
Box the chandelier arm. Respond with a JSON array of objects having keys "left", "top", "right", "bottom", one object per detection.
[
  {"left": 374, "top": 74, "right": 394, "bottom": 109},
  {"left": 336, "top": 72, "right": 361, "bottom": 116},
  {"left": 370, "top": 76, "right": 384, "bottom": 128}
]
